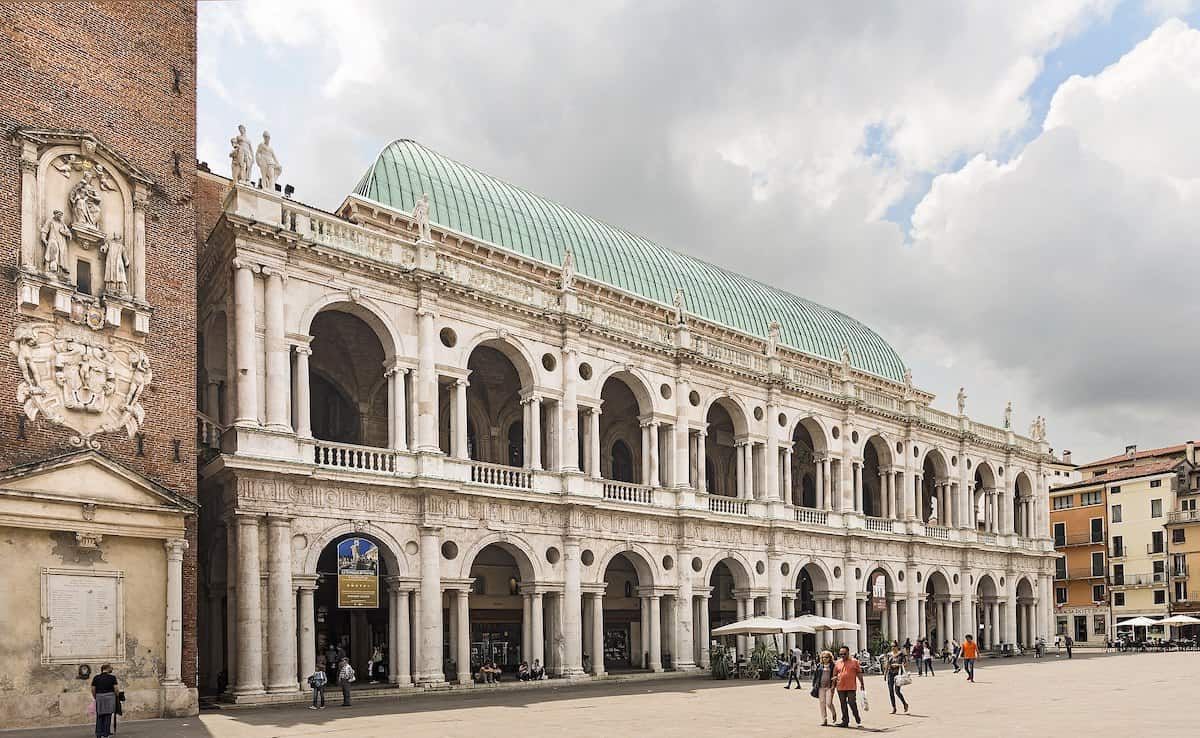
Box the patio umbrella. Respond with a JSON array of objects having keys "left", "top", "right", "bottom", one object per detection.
[
  {"left": 712, "top": 616, "right": 810, "bottom": 636},
  {"left": 1117, "top": 616, "right": 1161, "bottom": 627},
  {"left": 1158, "top": 614, "right": 1200, "bottom": 625},
  {"left": 783, "top": 614, "right": 860, "bottom": 633}
]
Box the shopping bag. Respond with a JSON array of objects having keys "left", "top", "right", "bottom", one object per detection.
[
  {"left": 895, "top": 668, "right": 912, "bottom": 687},
  {"left": 860, "top": 689, "right": 870, "bottom": 712}
]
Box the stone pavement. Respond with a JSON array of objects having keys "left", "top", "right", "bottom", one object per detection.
[{"left": 14, "top": 651, "right": 1194, "bottom": 737}]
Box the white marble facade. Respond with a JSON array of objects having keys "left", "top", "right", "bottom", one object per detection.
[{"left": 197, "top": 177, "right": 1056, "bottom": 699}]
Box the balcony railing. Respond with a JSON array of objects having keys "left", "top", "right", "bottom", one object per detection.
[
  {"left": 314, "top": 440, "right": 396, "bottom": 474},
  {"left": 706, "top": 495, "right": 749, "bottom": 516},
  {"left": 865, "top": 516, "right": 896, "bottom": 534},
  {"left": 1168, "top": 509, "right": 1200, "bottom": 524},
  {"left": 469, "top": 461, "right": 533, "bottom": 490},
  {"left": 1147, "top": 543, "right": 1166, "bottom": 555},
  {"left": 1111, "top": 572, "right": 1167, "bottom": 587},
  {"left": 794, "top": 507, "right": 829, "bottom": 525},
  {"left": 603, "top": 481, "right": 653, "bottom": 505},
  {"left": 1054, "top": 532, "right": 1105, "bottom": 547},
  {"left": 1056, "top": 568, "right": 1106, "bottom": 580},
  {"left": 924, "top": 524, "right": 951, "bottom": 540},
  {"left": 978, "top": 532, "right": 999, "bottom": 545},
  {"left": 196, "top": 413, "right": 222, "bottom": 451}
]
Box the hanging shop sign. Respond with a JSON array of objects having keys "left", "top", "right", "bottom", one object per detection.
[
  {"left": 871, "top": 574, "right": 887, "bottom": 612},
  {"left": 337, "top": 537, "right": 379, "bottom": 609}
]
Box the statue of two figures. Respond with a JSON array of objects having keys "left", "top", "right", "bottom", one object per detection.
[
  {"left": 39, "top": 169, "right": 127, "bottom": 297},
  {"left": 230, "top": 124, "right": 283, "bottom": 192}
]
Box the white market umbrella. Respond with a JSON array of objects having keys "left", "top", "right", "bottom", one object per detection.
[
  {"left": 712, "top": 616, "right": 806, "bottom": 636},
  {"left": 784, "top": 614, "right": 860, "bottom": 633},
  {"left": 1117, "top": 616, "right": 1161, "bottom": 627},
  {"left": 1159, "top": 614, "right": 1200, "bottom": 626}
]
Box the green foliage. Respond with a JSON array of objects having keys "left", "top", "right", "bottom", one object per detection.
[
  {"left": 710, "top": 643, "right": 731, "bottom": 680},
  {"left": 750, "top": 641, "right": 779, "bottom": 680}
]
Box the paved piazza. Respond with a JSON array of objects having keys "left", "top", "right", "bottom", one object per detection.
[{"left": 19, "top": 652, "right": 1191, "bottom": 737}]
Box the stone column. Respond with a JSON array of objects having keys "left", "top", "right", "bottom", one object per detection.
[
  {"left": 456, "top": 589, "right": 471, "bottom": 684},
  {"left": 589, "top": 593, "right": 606, "bottom": 676},
  {"left": 853, "top": 462, "right": 863, "bottom": 512},
  {"left": 233, "top": 514, "right": 264, "bottom": 694},
  {"left": 562, "top": 538, "right": 584, "bottom": 676},
  {"left": 416, "top": 302, "right": 439, "bottom": 452},
  {"left": 856, "top": 599, "right": 868, "bottom": 651},
  {"left": 411, "top": 589, "right": 422, "bottom": 679},
  {"left": 697, "top": 594, "right": 711, "bottom": 668},
  {"left": 205, "top": 380, "right": 222, "bottom": 423},
  {"left": 224, "top": 521, "right": 238, "bottom": 691},
  {"left": 232, "top": 261, "right": 259, "bottom": 425},
  {"left": 531, "top": 592, "right": 545, "bottom": 667},
  {"left": 451, "top": 379, "right": 469, "bottom": 459},
  {"left": 522, "top": 594, "right": 533, "bottom": 662},
  {"left": 293, "top": 346, "right": 312, "bottom": 438},
  {"left": 675, "top": 558, "right": 695, "bottom": 670},
  {"left": 418, "top": 526, "right": 443, "bottom": 684},
  {"left": 387, "top": 366, "right": 408, "bottom": 451},
  {"left": 822, "top": 457, "right": 833, "bottom": 511},
  {"left": 990, "top": 602, "right": 1000, "bottom": 648},
  {"left": 905, "top": 589, "right": 919, "bottom": 643},
  {"left": 588, "top": 409, "right": 602, "bottom": 478},
  {"left": 697, "top": 431, "right": 708, "bottom": 492},
  {"left": 782, "top": 595, "right": 796, "bottom": 651},
  {"left": 561, "top": 349, "right": 580, "bottom": 472},
  {"left": 647, "top": 596, "right": 662, "bottom": 672},
  {"left": 745, "top": 443, "right": 757, "bottom": 499},
  {"left": 395, "top": 589, "right": 412, "bottom": 686},
  {"left": 296, "top": 577, "right": 317, "bottom": 687},
  {"left": 888, "top": 597, "right": 899, "bottom": 641},
  {"left": 266, "top": 517, "right": 297, "bottom": 693},
  {"left": 263, "top": 268, "right": 290, "bottom": 431},
  {"left": 164, "top": 539, "right": 187, "bottom": 685},
  {"left": 782, "top": 448, "right": 793, "bottom": 504},
  {"left": 648, "top": 422, "right": 660, "bottom": 487},
  {"left": 1005, "top": 584, "right": 1018, "bottom": 646},
  {"left": 527, "top": 397, "right": 543, "bottom": 470}
]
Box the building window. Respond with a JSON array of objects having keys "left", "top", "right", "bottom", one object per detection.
[
  {"left": 1174, "top": 554, "right": 1188, "bottom": 577},
  {"left": 1081, "top": 491, "right": 1102, "bottom": 506},
  {"left": 1110, "top": 485, "right": 1120, "bottom": 493},
  {"left": 1113, "top": 592, "right": 1125, "bottom": 607},
  {"left": 1151, "top": 499, "right": 1163, "bottom": 518},
  {"left": 1093, "top": 614, "right": 1106, "bottom": 635},
  {"left": 1055, "top": 557, "right": 1067, "bottom": 580},
  {"left": 1092, "top": 584, "right": 1104, "bottom": 602},
  {"left": 1176, "top": 581, "right": 1189, "bottom": 602},
  {"left": 1173, "top": 529, "right": 1186, "bottom": 544},
  {"left": 1053, "top": 495, "right": 1074, "bottom": 510},
  {"left": 1154, "top": 590, "right": 1167, "bottom": 605},
  {"left": 1055, "top": 587, "right": 1068, "bottom": 604},
  {"left": 1112, "top": 535, "right": 1124, "bottom": 557},
  {"left": 1151, "top": 531, "right": 1164, "bottom": 554},
  {"left": 1183, "top": 499, "right": 1197, "bottom": 512},
  {"left": 1113, "top": 564, "right": 1124, "bottom": 585},
  {"left": 1056, "top": 616, "right": 1068, "bottom": 635},
  {"left": 1053, "top": 522, "right": 1066, "bottom": 547},
  {"left": 1150, "top": 479, "right": 1162, "bottom": 488},
  {"left": 1090, "top": 518, "right": 1103, "bottom": 543},
  {"left": 1153, "top": 560, "right": 1166, "bottom": 582},
  {"left": 1111, "top": 505, "right": 1122, "bottom": 523},
  {"left": 1091, "top": 551, "right": 1104, "bottom": 577}
]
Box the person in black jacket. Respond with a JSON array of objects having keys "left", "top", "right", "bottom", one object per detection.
[{"left": 810, "top": 650, "right": 839, "bottom": 726}]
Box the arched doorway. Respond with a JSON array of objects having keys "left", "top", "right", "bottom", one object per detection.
[
  {"left": 705, "top": 399, "right": 749, "bottom": 497},
  {"left": 312, "top": 533, "right": 393, "bottom": 685},
  {"left": 975, "top": 574, "right": 999, "bottom": 649},
  {"left": 792, "top": 562, "right": 833, "bottom": 655},
  {"left": 1015, "top": 577, "right": 1036, "bottom": 647},
  {"left": 309, "top": 310, "right": 388, "bottom": 447},
  {"left": 462, "top": 344, "right": 531, "bottom": 466},
  {"left": 708, "top": 557, "right": 752, "bottom": 659},
  {"left": 790, "top": 420, "right": 820, "bottom": 508},
  {"left": 601, "top": 552, "right": 657, "bottom": 671},
  {"left": 1013, "top": 472, "right": 1034, "bottom": 537},
  {"left": 599, "top": 374, "right": 650, "bottom": 484},
  {"left": 466, "top": 543, "right": 538, "bottom": 679},
  {"left": 920, "top": 450, "right": 950, "bottom": 525},
  {"left": 863, "top": 567, "right": 895, "bottom": 650},
  {"left": 924, "top": 571, "right": 953, "bottom": 648},
  {"left": 974, "top": 463, "right": 998, "bottom": 532},
  {"left": 862, "top": 436, "right": 894, "bottom": 518}
]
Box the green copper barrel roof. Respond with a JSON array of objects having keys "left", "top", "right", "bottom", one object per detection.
[{"left": 354, "top": 139, "right": 907, "bottom": 382}]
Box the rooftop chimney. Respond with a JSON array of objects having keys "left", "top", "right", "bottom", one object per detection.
[
  {"left": 1188, "top": 441, "right": 1196, "bottom": 465},
  {"left": 1062, "top": 450, "right": 1072, "bottom": 464},
  {"left": 1125, "top": 444, "right": 1137, "bottom": 458}
]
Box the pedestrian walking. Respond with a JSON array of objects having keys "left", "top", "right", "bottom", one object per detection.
[
  {"left": 834, "top": 646, "right": 865, "bottom": 728},
  {"left": 950, "top": 639, "right": 961, "bottom": 672},
  {"left": 912, "top": 639, "right": 925, "bottom": 675},
  {"left": 941, "top": 639, "right": 951, "bottom": 664},
  {"left": 90, "top": 663, "right": 118, "bottom": 738},
  {"left": 961, "top": 634, "right": 978, "bottom": 682},
  {"left": 307, "top": 661, "right": 328, "bottom": 709},
  {"left": 337, "top": 657, "right": 356, "bottom": 706},
  {"left": 922, "top": 638, "right": 935, "bottom": 675},
  {"left": 785, "top": 649, "right": 801, "bottom": 690},
  {"left": 811, "top": 649, "right": 839, "bottom": 726},
  {"left": 883, "top": 641, "right": 910, "bottom": 714},
  {"left": 1065, "top": 635, "right": 1074, "bottom": 659}
]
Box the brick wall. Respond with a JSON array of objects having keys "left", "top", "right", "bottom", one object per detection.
[{"left": 0, "top": 1, "right": 199, "bottom": 688}]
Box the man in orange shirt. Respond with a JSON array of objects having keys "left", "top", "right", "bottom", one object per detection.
[
  {"left": 960, "top": 634, "right": 978, "bottom": 682},
  {"left": 833, "top": 646, "right": 865, "bottom": 728}
]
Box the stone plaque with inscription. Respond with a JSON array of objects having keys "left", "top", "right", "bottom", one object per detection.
[{"left": 41, "top": 568, "right": 124, "bottom": 663}]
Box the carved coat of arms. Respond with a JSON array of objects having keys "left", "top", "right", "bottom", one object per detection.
[{"left": 10, "top": 322, "right": 151, "bottom": 446}]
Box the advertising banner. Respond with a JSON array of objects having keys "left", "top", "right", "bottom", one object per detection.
[
  {"left": 871, "top": 574, "right": 887, "bottom": 612},
  {"left": 337, "top": 537, "right": 379, "bottom": 609}
]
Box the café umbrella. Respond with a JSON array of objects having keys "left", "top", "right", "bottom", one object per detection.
[
  {"left": 1117, "top": 616, "right": 1161, "bottom": 627},
  {"left": 783, "top": 614, "right": 861, "bottom": 633},
  {"left": 712, "top": 616, "right": 814, "bottom": 636}
]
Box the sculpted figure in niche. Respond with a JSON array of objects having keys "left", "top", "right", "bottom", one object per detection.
[
  {"left": 412, "top": 192, "right": 431, "bottom": 242},
  {"left": 229, "top": 124, "right": 254, "bottom": 182},
  {"left": 41, "top": 210, "right": 72, "bottom": 279},
  {"left": 256, "top": 131, "right": 282, "bottom": 192},
  {"left": 69, "top": 171, "right": 103, "bottom": 231},
  {"left": 929, "top": 496, "right": 938, "bottom": 524},
  {"left": 100, "top": 234, "right": 129, "bottom": 297}
]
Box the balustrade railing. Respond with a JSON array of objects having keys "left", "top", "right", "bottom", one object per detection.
[
  {"left": 578, "top": 301, "right": 673, "bottom": 345},
  {"left": 978, "top": 532, "right": 999, "bottom": 545},
  {"left": 1168, "top": 509, "right": 1200, "bottom": 524},
  {"left": 919, "top": 406, "right": 960, "bottom": 430},
  {"left": 313, "top": 440, "right": 396, "bottom": 473},
  {"left": 779, "top": 363, "right": 835, "bottom": 394},
  {"left": 196, "top": 413, "right": 222, "bottom": 450},
  {"left": 794, "top": 507, "right": 829, "bottom": 525},
  {"left": 925, "top": 524, "right": 950, "bottom": 540},
  {"left": 971, "top": 422, "right": 1007, "bottom": 444},
  {"left": 706, "top": 495, "right": 749, "bottom": 515},
  {"left": 603, "top": 481, "right": 654, "bottom": 504},
  {"left": 692, "top": 335, "right": 766, "bottom": 373},
  {"left": 282, "top": 202, "right": 411, "bottom": 264},
  {"left": 856, "top": 387, "right": 901, "bottom": 413},
  {"left": 865, "top": 516, "right": 895, "bottom": 533},
  {"left": 469, "top": 461, "right": 533, "bottom": 490}
]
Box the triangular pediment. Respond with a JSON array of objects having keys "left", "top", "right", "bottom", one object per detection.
[{"left": 0, "top": 450, "right": 197, "bottom": 513}]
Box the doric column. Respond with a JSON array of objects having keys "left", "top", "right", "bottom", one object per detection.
[
  {"left": 697, "top": 594, "right": 711, "bottom": 668},
  {"left": 588, "top": 593, "right": 606, "bottom": 676},
  {"left": 233, "top": 514, "right": 264, "bottom": 694},
  {"left": 522, "top": 593, "right": 533, "bottom": 662},
  {"left": 232, "top": 261, "right": 259, "bottom": 425},
  {"left": 531, "top": 592, "right": 545, "bottom": 667},
  {"left": 905, "top": 588, "right": 919, "bottom": 643},
  {"left": 263, "top": 268, "right": 290, "bottom": 431},
  {"left": 164, "top": 539, "right": 187, "bottom": 685},
  {"left": 224, "top": 521, "right": 238, "bottom": 691},
  {"left": 675, "top": 554, "right": 695, "bottom": 669},
  {"left": 455, "top": 589, "right": 471, "bottom": 684},
  {"left": 266, "top": 517, "right": 297, "bottom": 692},
  {"left": 675, "top": 379, "right": 691, "bottom": 488},
  {"left": 415, "top": 300, "right": 440, "bottom": 452},
  {"left": 588, "top": 408, "right": 602, "bottom": 478},
  {"left": 394, "top": 589, "right": 412, "bottom": 686},
  {"left": 648, "top": 596, "right": 663, "bottom": 672},
  {"left": 782, "top": 595, "right": 796, "bottom": 651},
  {"left": 1005, "top": 583, "right": 1018, "bottom": 645},
  {"left": 411, "top": 588, "right": 422, "bottom": 679},
  {"left": 451, "top": 378, "right": 469, "bottom": 459},
  {"left": 417, "top": 526, "right": 443, "bottom": 684},
  {"left": 293, "top": 346, "right": 312, "bottom": 438},
  {"left": 888, "top": 597, "right": 899, "bottom": 641},
  {"left": 562, "top": 538, "right": 584, "bottom": 676},
  {"left": 697, "top": 431, "right": 708, "bottom": 492},
  {"left": 296, "top": 576, "right": 318, "bottom": 687},
  {"left": 856, "top": 598, "right": 868, "bottom": 651},
  {"left": 561, "top": 349, "right": 580, "bottom": 472}
]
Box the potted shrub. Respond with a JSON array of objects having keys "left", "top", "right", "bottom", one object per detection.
[
  {"left": 710, "top": 643, "right": 731, "bottom": 680},
  {"left": 750, "top": 641, "right": 778, "bottom": 680}
]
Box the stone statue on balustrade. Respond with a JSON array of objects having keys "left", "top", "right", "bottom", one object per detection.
[
  {"left": 229, "top": 124, "right": 254, "bottom": 182},
  {"left": 839, "top": 346, "right": 852, "bottom": 380},
  {"left": 672, "top": 288, "right": 686, "bottom": 325},
  {"left": 256, "top": 131, "right": 282, "bottom": 192},
  {"left": 902, "top": 368, "right": 914, "bottom": 398},
  {"left": 1004, "top": 401, "right": 1012, "bottom": 429},
  {"left": 412, "top": 193, "right": 432, "bottom": 242},
  {"left": 560, "top": 246, "right": 575, "bottom": 290},
  {"left": 100, "top": 234, "right": 129, "bottom": 297},
  {"left": 956, "top": 386, "right": 967, "bottom": 415}
]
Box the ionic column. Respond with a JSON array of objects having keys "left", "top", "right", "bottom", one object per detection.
[
  {"left": 815, "top": 456, "right": 826, "bottom": 508},
  {"left": 562, "top": 537, "right": 584, "bottom": 676},
  {"left": 697, "top": 594, "right": 711, "bottom": 668},
  {"left": 263, "top": 268, "right": 290, "bottom": 431},
  {"left": 293, "top": 346, "right": 312, "bottom": 438},
  {"left": 386, "top": 366, "right": 408, "bottom": 451},
  {"left": 451, "top": 378, "right": 469, "bottom": 459},
  {"left": 531, "top": 592, "right": 545, "bottom": 667},
  {"left": 415, "top": 302, "right": 440, "bottom": 452},
  {"left": 588, "top": 408, "right": 602, "bottom": 478},
  {"left": 588, "top": 593, "right": 606, "bottom": 676},
  {"left": 417, "top": 526, "right": 444, "bottom": 684},
  {"left": 822, "top": 457, "right": 833, "bottom": 511},
  {"left": 527, "top": 397, "right": 543, "bottom": 470},
  {"left": 266, "top": 517, "right": 297, "bottom": 692},
  {"left": 697, "top": 431, "right": 708, "bottom": 492},
  {"left": 744, "top": 443, "right": 756, "bottom": 499},
  {"left": 395, "top": 589, "right": 412, "bottom": 686},
  {"left": 648, "top": 596, "right": 663, "bottom": 672},
  {"left": 164, "top": 539, "right": 187, "bottom": 685},
  {"left": 782, "top": 448, "right": 793, "bottom": 503},
  {"left": 233, "top": 514, "right": 264, "bottom": 694},
  {"left": 232, "top": 261, "right": 259, "bottom": 425},
  {"left": 853, "top": 462, "right": 863, "bottom": 512},
  {"left": 648, "top": 421, "right": 661, "bottom": 487},
  {"left": 887, "top": 470, "right": 897, "bottom": 520},
  {"left": 456, "top": 589, "right": 471, "bottom": 684},
  {"left": 296, "top": 576, "right": 317, "bottom": 687},
  {"left": 561, "top": 349, "right": 580, "bottom": 472}
]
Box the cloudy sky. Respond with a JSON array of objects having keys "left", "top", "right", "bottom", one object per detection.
[{"left": 198, "top": 0, "right": 1200, "bottom": 464}]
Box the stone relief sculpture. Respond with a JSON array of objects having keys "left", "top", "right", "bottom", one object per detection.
[
  {"left": 1030, "top": 415, "right": 1046, "bottom": 441},
  {"left": 957, "top": 386, "right": 967, "bottom": 415},
  {"left": 256, "top": 131, "right": 282, "bottom": 192},
  {"left": 9, "top": 322, "right": 152, "bottom": 446},
  {"left": 68, "top": 170, "right": 103, "bottom": 233},
  {"left": 229, "top": 124, "right": 254, "bottom": 182},
  {"left": 41, "top": 210, "right": 71, "bottom": 280},
  {"left": 412, "top": 193, "right": 431, "bottom": 242},
  {"left": 100, "top": 234, "right": 129, "bottom": 297}
]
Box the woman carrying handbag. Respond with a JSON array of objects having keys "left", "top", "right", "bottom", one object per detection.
[
  {"left": 883, "top": 641, "right": 910, "bottom": 714},
  {"left": 809, "top": 650, "right": 839, "bottom": 727}
]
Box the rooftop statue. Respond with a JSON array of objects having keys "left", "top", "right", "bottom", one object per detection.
[{"left": 256, "top": 131, "right": 282, "bottom": 192}]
